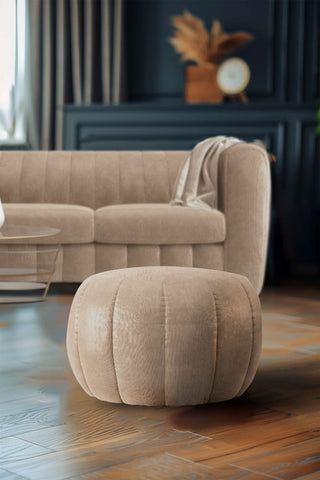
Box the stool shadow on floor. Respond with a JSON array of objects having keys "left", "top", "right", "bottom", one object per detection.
[{"left": 169, "top": 349, "right": 320, "bottom": 434}]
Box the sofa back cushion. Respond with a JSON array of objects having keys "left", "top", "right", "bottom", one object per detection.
[{"left": 0, "top": 151, "right": 189, "bottom": 208}]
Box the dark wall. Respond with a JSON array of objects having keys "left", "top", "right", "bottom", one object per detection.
[
  {"left": 125, "top": 0, "right": 319, "bottom": 104},
  {"left": 64, "top": 0, "right": 320, "bottom": 281}
]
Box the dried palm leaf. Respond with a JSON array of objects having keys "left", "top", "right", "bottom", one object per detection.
[
  {"left": 210, "top": 20, "right": 222, "bottom": 49},
  {"left": 212, "top": 32, "right": 254, "bottom": 62},
  {"left": 169, "top": 12, "right": 254, "bottom": 66},
  {"left": 170, "top": 41, "right": 203, "bottom": 64},
  {"left": 209, "top": 21, "right": 254, "bottom": 63},
  {"left": 169, "top": 10, "right": 210, "bottom": 64},
  {"left": 170, "top": 32, "right": 209, "bottom": 64},
  {"left": 172, "top": 11, "right": 209, "bottom": 40}
]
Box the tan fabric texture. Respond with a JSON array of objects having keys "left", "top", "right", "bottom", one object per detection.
[
  {"left": 0, "top": 243, "right": 223, "bottom": 282},
  {"left": 218, "top": 143, "right": 271, "bottom": 293},
  {"left": 0, "top": 151, "right": 187, "bottom": 208},
  {"left": 0, "top": 243, "right": 95, "bottom": 282},
  {"left": 3, "top": 204, "right": 94, "bottom": 244},
  {"left": 95, "top": 244, "right": 224, "bottom": 272},
  {"left": 67, "top": 266, "right": 262, "bottom": 407},
  {"left": 0, "top": 147, "right": 270, "bottom": 292},
  {"left": 171, "top": 136, "right": 241, "bottom": 210},
  {"left": 95, "top": 204, "right": 225, "bottom": 244}
]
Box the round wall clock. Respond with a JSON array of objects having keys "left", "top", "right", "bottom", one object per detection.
[{"left": 216, "top": 58, "right": 251, "bottom": 95}]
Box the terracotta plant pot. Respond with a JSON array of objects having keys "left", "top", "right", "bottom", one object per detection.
[{"left": 184, "top": 64, "right": 224, "bottom": 103}]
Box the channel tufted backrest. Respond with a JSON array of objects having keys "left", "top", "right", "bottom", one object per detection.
[{"left": 0, "top": 151, "right": 189, "bottom": 208}]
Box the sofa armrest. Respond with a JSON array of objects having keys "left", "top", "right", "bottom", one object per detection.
[{"left": 218, "top": 143, "right": 271, "bottom": 294}]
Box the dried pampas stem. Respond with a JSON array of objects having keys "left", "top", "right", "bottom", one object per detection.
[
  {"left": 169, "top": 10, "right": 210, "bottom": 65},
  {"left": 169, "top": 11, "right": 254, "bottom": 65}
]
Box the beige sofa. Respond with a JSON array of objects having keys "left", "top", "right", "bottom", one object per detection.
[{"left": 0, "top": 144, "right": 270, "bottom": 293}]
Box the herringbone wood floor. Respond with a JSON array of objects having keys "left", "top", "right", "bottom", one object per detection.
[{"left": 0, "top": 286, "right": 320, "bottom": 479}]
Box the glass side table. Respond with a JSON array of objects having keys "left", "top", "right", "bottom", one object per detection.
[{"left": 0, "top": 225, "right": 61, "bottom": 303}]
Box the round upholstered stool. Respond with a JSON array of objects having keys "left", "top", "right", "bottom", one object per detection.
[{"left": 67, "top": 267, "right": 261, "bottom": 407}]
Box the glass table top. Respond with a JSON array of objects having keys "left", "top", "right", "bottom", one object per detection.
[{"left": 0, "top": 224, "right": 60, "bottom": 240}]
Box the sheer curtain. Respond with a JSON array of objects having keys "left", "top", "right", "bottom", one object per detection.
[
  {"left": 0, "top": 0, "right": 26, "bottom": 143},
  {"left": 26, "top": 0, "right": 126, "bottom": 150}
]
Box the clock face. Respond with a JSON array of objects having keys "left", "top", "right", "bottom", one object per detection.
[{"left": 217, "top": 58, "right": 250, "bottom": 94}]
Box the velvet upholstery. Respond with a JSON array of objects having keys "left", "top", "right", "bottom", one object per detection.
[
  {"left": 95, "top": 204, "right": 225, "bottom": 244},
  {"left": 67, "top": 266, "right": 262, "bottom": 406},
  {"left": 218, "top": 144, "right": 271, "bottom": 294},
  {"left": 0, "top": 244, "right": 95, "bottom": 282},
  {"left": 0, "top": 151, "right": 187, "bottom": 207},
  {"left": 95, "top": 244, "right": 224, "bottom": 272},
  {"left": 3, "top": 204, "right": 94, "bottom": 244},
  {"left": 0, "top": 147, "right": 270, "bottom": 292}
]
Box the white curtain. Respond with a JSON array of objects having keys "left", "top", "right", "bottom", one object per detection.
[{"left": 0, "top": 0, "right": 26, "bottom": 143}]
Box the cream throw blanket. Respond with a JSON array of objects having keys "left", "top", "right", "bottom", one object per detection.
[{"left": 170, "top": 136, "right": 242, "bottom": 211}]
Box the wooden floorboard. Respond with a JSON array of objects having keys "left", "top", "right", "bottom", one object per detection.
[
  {"left": 0, "top": 437, "right": 51, "bottom": 466},
  {"left": 0, "top": 468, "right": 29, "bottom": 480},
  {"left": 0, "top": 286, "right": 319, "bottom": 479}
]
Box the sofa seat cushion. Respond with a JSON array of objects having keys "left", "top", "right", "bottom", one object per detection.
[
  {"left": 95, "top": 204, "right": 226, "bottom": 245},
  {"left": 3, "top": 204, "right": 94, "bottom": 244}
]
